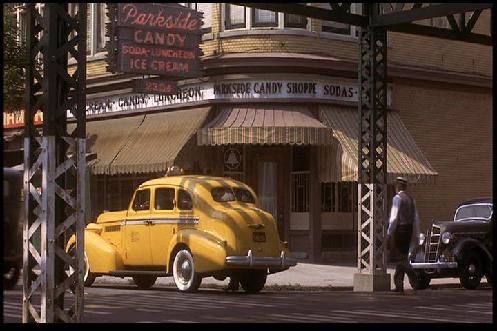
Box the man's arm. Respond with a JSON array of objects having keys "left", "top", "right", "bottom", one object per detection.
[{"left": 387, "top": 195, "right": 401, "bottom": 236}]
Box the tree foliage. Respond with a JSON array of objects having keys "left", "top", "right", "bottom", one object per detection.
[{"left": 3, "top": 3, "right": 27, "bottom": 113}]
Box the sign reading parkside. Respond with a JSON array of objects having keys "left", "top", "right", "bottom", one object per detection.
[{"left": 116, "top": 3, "right": 202, "bottom": 77}]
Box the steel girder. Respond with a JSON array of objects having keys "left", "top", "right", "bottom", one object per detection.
[
  {"left": 237, "top": 3, "right": 492, "bottom": 45},
  {"left": 23, "top": 3, "right": 86, "bottom": 323},
  {"left": 357, "top": 4, "right": 388, "bottom": 275}
]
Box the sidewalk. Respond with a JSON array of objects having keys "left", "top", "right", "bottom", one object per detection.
[{"left": 93, "top": 262, "right": 472, "bottom": 290}]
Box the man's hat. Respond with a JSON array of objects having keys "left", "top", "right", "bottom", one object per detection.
[{"left": 395, "top": 176, "right": 408, "bottom": 184}]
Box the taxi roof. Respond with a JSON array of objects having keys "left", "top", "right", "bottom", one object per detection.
[{"left": 138, "top": 175, "right": 249, "bottom": 190}]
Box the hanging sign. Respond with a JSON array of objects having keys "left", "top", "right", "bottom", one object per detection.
[
  {"left": 135, "top": 78, "right": 178, "bottom": 95},
  {"left": 113, "top": 3, "right": 203, "bottom": 79}
]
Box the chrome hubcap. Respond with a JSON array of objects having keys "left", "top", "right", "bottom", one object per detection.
[
  {"left": 468, "top": 263, "right": 476, "bottom": 275},
  {"left": 4, "top": 267, "right": 16, "bottom": 280},
  {"left": 178, "top": 259, "right": 192, "bottom": 283}
]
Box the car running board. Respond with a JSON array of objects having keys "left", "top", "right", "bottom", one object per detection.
[{"left": 109, "top": 270, "right": 168, "bottom": 277}]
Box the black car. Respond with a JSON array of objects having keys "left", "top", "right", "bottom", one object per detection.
[
  {"left": 409, "top": 197, "right": 493, "bottom": 290},
  {"left": 3, "top": 167, "right": 23, "bottom": 290}
]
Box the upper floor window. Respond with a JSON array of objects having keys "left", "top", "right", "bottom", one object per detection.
[
  {"left": 226, "top": 4, "right": 246, "bottom": 30},
  {"left": 252, "top": 8, "right": 278, "bottom": 27},
  {"left": 319, "top": 3, "right": 361, "bottom": 37},
  {"left": 185, "top": 3, "right": 212, "bottom": 33},
  {"left": 68, "top": 3, "right": 107, "bottom": 58},
  {"left": 224, "top": 4, "right": 308, "bottom": 31}
]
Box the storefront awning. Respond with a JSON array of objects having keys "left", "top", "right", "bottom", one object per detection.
[
  {"left": 69, "top": 107, "right": 210, "bottom": 175},
  {"left": 318, "top": 106, "right": 438, "bottom": 184},
  {"left": 197, "top": 105, "right": 334, "bottom": 146}
]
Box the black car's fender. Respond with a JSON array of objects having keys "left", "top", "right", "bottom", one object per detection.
[{"left": 453, "top": 238, "right": 492, "bottom": 266}]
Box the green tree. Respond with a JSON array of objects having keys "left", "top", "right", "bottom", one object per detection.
[{"left": 3, "top": 3, "right": 27, "bottom": 113}]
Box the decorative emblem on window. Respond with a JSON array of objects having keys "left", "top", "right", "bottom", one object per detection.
[{"left": 224, "top": 147, "right": 241, "bottom": 171}]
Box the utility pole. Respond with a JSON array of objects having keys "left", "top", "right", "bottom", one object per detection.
[{"left": 23, "top": 3, "right": 87, "bottom": 322}]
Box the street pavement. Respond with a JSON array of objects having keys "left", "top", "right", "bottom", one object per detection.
[
  {"left": 3, "top": 282, "right": 493, "bottom": 323},
  {"left": 3, "top": 262, "right": 493, "bottom": 323},
  {"left": 90, "top": 261, "right": 486, "bottom": 290}
]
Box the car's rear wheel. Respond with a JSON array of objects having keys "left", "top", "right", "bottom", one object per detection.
[
  {"left": 408, "top": 270, "right": 431, "bottom": 290},
  {"left": 133, "top": 275, "right": 157, "bottom": 289},
  {"left": 3, "top": 262, "right": 20, "bottom": 290},
  {"left": 172, "top": 249, "right": 202, "bottom": 292},
  {"left": 239, "top": 270, "right": 267, "bottom": 293},
  {"left": 459, "top": 250, "right": 483, "bottom": 290}
]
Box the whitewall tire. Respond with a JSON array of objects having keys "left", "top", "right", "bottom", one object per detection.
[{"left": 172, "top": 249, "right": 202, "bottom": 292}]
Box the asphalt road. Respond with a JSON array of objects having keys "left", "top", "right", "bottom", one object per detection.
[{"left": 3, "top": 283, "right": 493, "bottom": 323}]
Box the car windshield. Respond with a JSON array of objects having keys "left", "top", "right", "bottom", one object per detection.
[
  {"left": 211, "top": 187, "right": 255, "bottom": 203},
  {"left": 454, "top": 204, "right": 492, "bottom": 221}
]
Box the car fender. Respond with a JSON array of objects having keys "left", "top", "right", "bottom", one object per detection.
[
  {"left": 167, "top": 229, "right": 227, "bottom": 274},
  {"left": 453, "top": 238, "right": 492, "bottom": 264},
  {"left": 66, "top": 228, "right": 124, "bottom": 274}
]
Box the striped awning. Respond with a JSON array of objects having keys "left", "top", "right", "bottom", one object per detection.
[
  {"left": 197, "top": 105, "right": 334, "bottom": 146},
  {"left": 69, "top": 107, "right": 210, "bottom": 175},
  {"left": 318, "top": 106, "right": 438, "bottom": 184}
]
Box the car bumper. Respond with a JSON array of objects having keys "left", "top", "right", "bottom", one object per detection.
[
  {"left": 226, "top": 250, "right": 298, "bottom": 268},
  {"left": 410, "top": 262, "right": 458, "bottom": 269}
]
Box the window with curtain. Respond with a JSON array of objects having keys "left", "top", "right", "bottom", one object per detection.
[
  {"left": 252, "top": 8, "right": 278, "bottom": 27},
  {"left": 225, "top": 4, "right": 246, "bottom": 29},
  {"left": 95, "top": 3, "right": 107, "bottom": 53},
  {"left": 320, "top": 3, "right": 352, "bottom": 35}
]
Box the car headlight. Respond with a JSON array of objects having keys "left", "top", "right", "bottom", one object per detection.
[
  {"left": 441, "top": 232, "right": 453, "bottom": 244},
  {"left": 418, "top": 233, "right": 426, "bottom": 246}
]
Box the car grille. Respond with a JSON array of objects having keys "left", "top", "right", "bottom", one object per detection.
[{"left": 425, "top": 224, "right": 441, "bottom": 263}]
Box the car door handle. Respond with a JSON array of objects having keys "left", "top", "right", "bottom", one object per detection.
[{"left": 145, "top": 220, "right": 153, "bottom": 226}]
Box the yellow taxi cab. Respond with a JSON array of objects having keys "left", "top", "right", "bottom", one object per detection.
[{"left": 66, "top": 174, "right": 297, "bottom": 293}]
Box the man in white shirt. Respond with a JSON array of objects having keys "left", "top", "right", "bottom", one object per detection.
[{"left": 386, "top": 177, "right": 420, "bottom": 292}]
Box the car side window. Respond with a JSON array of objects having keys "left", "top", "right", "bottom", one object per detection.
[
  {"left": 155, "top": 188, "right": 175, "bottom": 210},
  {"left": 178, "top": 189, "right": 193, "bottom": 210},
  {"left": 132, "top": 189, "right": 150, "bottom": 211}
]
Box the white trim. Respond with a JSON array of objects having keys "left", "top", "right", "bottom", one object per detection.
[{"left": 124, "top": 218, "right": 199, "bottom": 226}]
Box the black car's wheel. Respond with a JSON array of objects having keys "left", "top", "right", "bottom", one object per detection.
[
  {"left": 3, "top": 263, "right": 20, "bottom": 290},
  {"left": 408, "top": 270, "right": 431, "bottom": 290},
  {"left": 133, "top": 275, "right": 157, "bottom": 289},
  {"left": 172, "top": 249, "right": 202, "bottom": 292},
  {"left": 239, "top": 270, "right": 267, "bottom": 293},
  {"left": 459, "top": 250, "right": 483, "bottom": 290}
]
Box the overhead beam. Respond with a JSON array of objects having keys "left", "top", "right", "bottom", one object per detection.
[
  {"left": 389, "top": 23, "right": 492, "bottom": 46},
  {"left": 373, "top": 3, "right": 491, "bottom": 27},
  {"left": 237, "top": 3, "right": 368, "bottom": 27}
]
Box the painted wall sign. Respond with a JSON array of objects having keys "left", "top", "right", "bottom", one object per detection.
[
  {"left": 224, "top": 147, "right": 242, "bottom": 171},
  {"left": 114, "top": 3, "right": 203, "bottom": 78},
  {"left": 135, "top": 78, "right": 178, "bottom": 94},
  {"left": 3, "top": 110, "right": 43, "bottom": 129},
  {"left": 67, "top": 78, "right": 392, "bottom": 118},
  {"left": 3, "top": 78, "right": 393, "bottom": 128}
]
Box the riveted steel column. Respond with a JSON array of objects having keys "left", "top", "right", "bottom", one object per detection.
[
  {"left": 23, "top": 3, "right": 86, "bottom": 323},
  {"left": 353, "top": 3, "right": 390, "bottom": 292}
]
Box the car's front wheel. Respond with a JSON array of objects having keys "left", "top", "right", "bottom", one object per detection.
[
  {"left": 133, "top": 275, "right": 157, "bottom": 289},
  {"left": 408, "top": 270, "right": 431, "bottom": 290},
  {"left": 239, "top": 270, "right": 267, "bottom": 293},
  {"left": 172, "top": 249, "right": 202, "bottom": 292},
  {"left": 69, "top": 247, "right": 96, "bottom": 287},
  {"left": 459, "top": 250, "right": 483, "bottom": 290}
]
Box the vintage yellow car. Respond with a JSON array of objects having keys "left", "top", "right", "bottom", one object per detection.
[{"left": 66, "top": 175, "right": 297, "bottom": 293}]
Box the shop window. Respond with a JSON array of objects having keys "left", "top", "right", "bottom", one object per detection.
[
  {"left": 178, "top": 189, "right": 193, "bottom": 210},
  {"left": 321, "top": 182, "right": 356, "bottom": 213},
  {"left": 106, "top": 178, "right": 120, "bottom": 211},
  {"left": 224, "top": 146, "right": 245, "bottom": 183},
  {"left": 252, "top": 8, "right": 278, "bottom": 27},
  {"left": 155, "top": 188, "right": 175, "bottom": 210},
  {"left": 292, "top": 146, "right": 310, "bottom": 171},
  {"left": 284, "top": 3, "right": 307, "bottom": 28},
  {"left": 322, "top": 231, "right": 356, "bottom": 251},
  {"left": 68, "top": 3, "right": 108, "bottom": 58},
  {"left": 291, "top": 172, "right": 310, "bottom": 213},
  {"left": 132, "top": 189, "right": 150, "bottom": 211}
]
